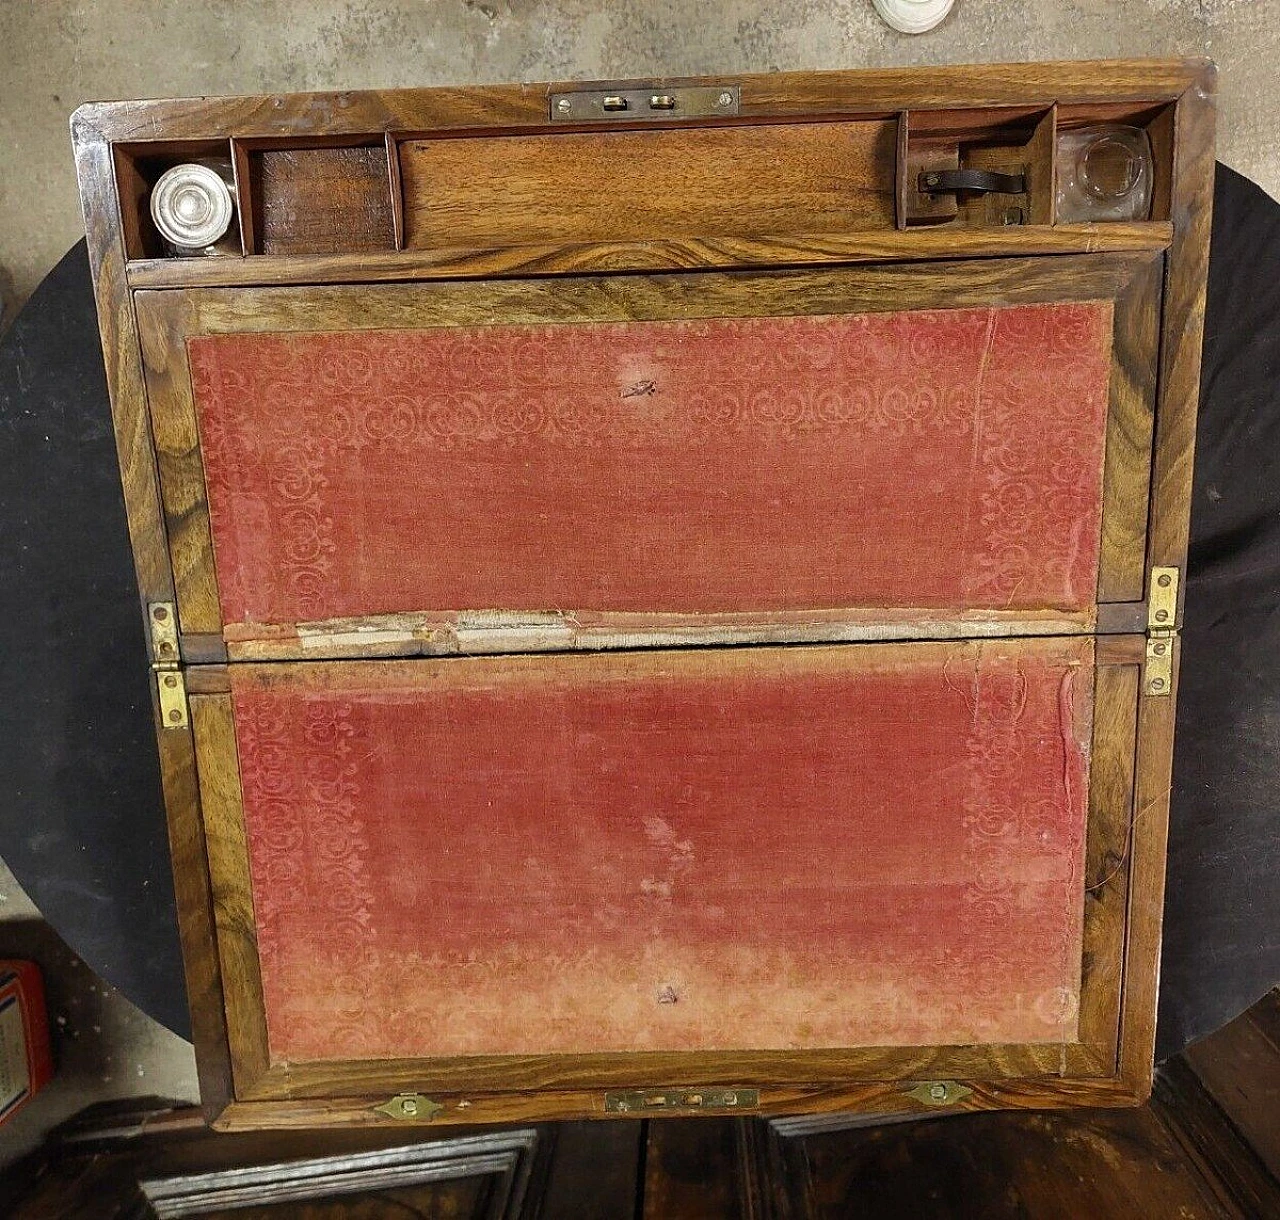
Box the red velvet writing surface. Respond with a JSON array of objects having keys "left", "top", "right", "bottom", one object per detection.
[
  {"left": 231, "top": 639, "right": 1093, "bottom": 1062},
  {"left": 190, "top": 302, "right": 1113, "bottom": 631}
]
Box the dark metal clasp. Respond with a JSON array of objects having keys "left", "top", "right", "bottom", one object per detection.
[{"left": 919, "top": 169, "right": 1027, "bottom": 195}]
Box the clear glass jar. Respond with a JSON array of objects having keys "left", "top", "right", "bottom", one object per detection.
[{"left": 1056, "top": 125, "right": 1153, "bottom": 223}]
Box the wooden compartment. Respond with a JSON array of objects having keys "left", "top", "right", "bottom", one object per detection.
[
  {"left": 899, "top": 107, "right": 1056, "bottom": 229},
  {"left": 235, "top": 137, "right": 398, "bottom": 256},
  {"left": 397, "top": 120, "right": 898, "bottom": 249},
  {"left": 113, "top": 140, "right": 240, "bottom": 259}
]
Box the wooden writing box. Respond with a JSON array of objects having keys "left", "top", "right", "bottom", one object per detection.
[{"left": 72, "top": 59, "right": 1215, "bottom": 1130}]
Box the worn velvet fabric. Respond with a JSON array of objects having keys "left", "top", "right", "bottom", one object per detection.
[
  {"left": 232, "top": 640, "right": 1092, "bottom": 1062},
  {"left": 189, "top": 302, "right": 1113, "bottom": 631}
]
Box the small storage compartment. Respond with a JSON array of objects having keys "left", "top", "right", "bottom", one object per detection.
[
  {"left": 113, "top": 140, "right": 241, "bottom": 258},
  {"left": 899, "top": 107, "right": 1056, "bottom": 228},
  {"left": 236, "top": 137, "right": 398, "bottom": 255}
]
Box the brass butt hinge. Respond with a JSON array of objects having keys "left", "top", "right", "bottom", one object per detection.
[
  {"left": 1144, "top": 566, "right": 1180, "bottom": 697},
  {"left": 149, "top": 602, "right": 188, "bottom": 729}
]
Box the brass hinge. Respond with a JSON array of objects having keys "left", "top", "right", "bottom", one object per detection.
[
  {"left": 149, "top": 602, "right": 188, "bottom": 729},
  {"left": 604, "top": 1088, "right": 759, "bottom": 1114},
  {"left": 1144, "top": 566, "right": 1180, "bottom": 697},
  {"left": 372, "top": 1093, "right": 443, "bottom": 1121}
]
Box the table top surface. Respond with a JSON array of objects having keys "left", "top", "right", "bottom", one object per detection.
[{"left": 1, "top": 163, "right": 1276, "bottom": 1059}]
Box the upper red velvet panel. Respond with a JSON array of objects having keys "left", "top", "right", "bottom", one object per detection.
[
  {"left": 232, "top": 638, "right": 1093, "bottom": 1062},
  {"left": 189, "top": 301, "right": 1113, "bottom": 630}
]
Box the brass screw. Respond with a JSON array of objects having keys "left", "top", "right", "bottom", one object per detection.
[
  {"left": 163, "top": 674, "right": 178, "bottom": 689},
  {"left": 924, "top": 173, "right": 940, "bottom": 187},
  {"left": 1151, "top": 677, "right": 1166, "bottom": 691},
  {"left": 401, "top": 1098, "right": 419, "bottom": 1115},
  {"left": 1153, "top": 642, "right": 1167, "bottom": 655},
  {"left": 1155, "top": 609, "right": 1169, "bottom": 622},
  {"left": 717, "top": 91, "right": 733, "bottom": 106},
  {"left": 168, "top": 709, "right": 183, "bottom": 723},
  {"left": 153, "top": 605, "right": 169, "bottom": 620},
  {"left": 929, "top": 1083, "right": 948, "bottom": 1101},
  {"left": 556, "top": 97, "right": 571, "bottom": 113},
  {"left": 1158, "top": 573, "right": 1172, "bottom": 587}
]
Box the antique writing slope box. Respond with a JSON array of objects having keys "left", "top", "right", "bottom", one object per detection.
[{"left": 72, "top": 59, "right": 1214, "bottom": 1130}]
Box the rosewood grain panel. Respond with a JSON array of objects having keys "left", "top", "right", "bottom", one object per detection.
[
  {"left": 211, "top": 1076, "right": 1148, "bottom": 1132},
  {"left": 400, "top": 121, "right": 895, "bottom": 249},
  {"left": 234, "top": 1043, "right": 1108, "bottom": 1104},
  {"left": 122, "top": 223, "right": 1175, "bottom": 289},
  {"left": 70, "top": 126, "right": 176, "bottom": 617},
  {"left": 1077, "top": 661, "right": 1140, "bottom": 1060},
  {"left": 156, "top": 719, "right": 235, "bottom": 1121},
  {"left": 190, "top": 694, "right": 271, "bottom": 1097},
  {"left": 138, "top": 252, "right": 1153, "bottom": 335},
  {"left": 1119, "top": 637, "right": 1180, "bottom": 1097},
  {"left": 72, "top": 116, "right": 232, "bottom": 1121},
  {"left": 1097, "top": 253, "right": 1162, "bottom": 603},
  {"left": 133, "top": 292, "right": 222, "bottom": 635},
  {"left": 72, "top": 60, "right": 1208, "bottom": 148},
  {"left": 1148, "top": 65, "right": 1215, "bottom": 578}
]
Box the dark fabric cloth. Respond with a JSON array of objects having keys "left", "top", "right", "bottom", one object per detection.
[
  {"left": 1159, "top": 164, "right": 1280, "bottom": 1057},
  {"left": 0, "top": 242, "right": 188, "bottom": 1037},
  {"left": 0, "top": 166, "right": 1276, "bottom": 1054}
]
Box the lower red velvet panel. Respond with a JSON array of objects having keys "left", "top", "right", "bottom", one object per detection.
[{"left": 229, "top": 639, "right": 1094, "bottom": 1062}]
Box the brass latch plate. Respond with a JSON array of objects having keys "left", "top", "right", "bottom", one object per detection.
[
  {"left": 551, "top": 85, "right": 739, "bottom": 123},
  {"left": 905, "top": 1080, "right": 974, "bottom": 1107},
  {"left": 1144, "top": 566, "right": 1180, "bottom": 697},
  {"left": 604, "top": 1087, "right": 758, "bottom": 1114},
  {"left": 373, "top": 1093, "right": 443, "bottom": 1121}
]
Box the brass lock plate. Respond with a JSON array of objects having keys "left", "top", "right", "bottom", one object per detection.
[
  {"left": 604, "top": 1087, "right": 758, "bottom": 1114},
  {"left": 550, "top": 85, "right": 739, "bottom": 123}
]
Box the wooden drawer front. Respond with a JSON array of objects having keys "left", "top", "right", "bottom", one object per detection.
[{"left": 209, "top": 638, "right": 1093, "bottom": 1066}]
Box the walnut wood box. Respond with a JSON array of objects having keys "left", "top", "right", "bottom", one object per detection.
[{"left": 72, "top": 59, "right": 1215, "bottom": 1131}]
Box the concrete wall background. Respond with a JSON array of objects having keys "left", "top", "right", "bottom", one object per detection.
[{"left": 1, "top": 0, "right": 1276, "bottom": 1161}]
